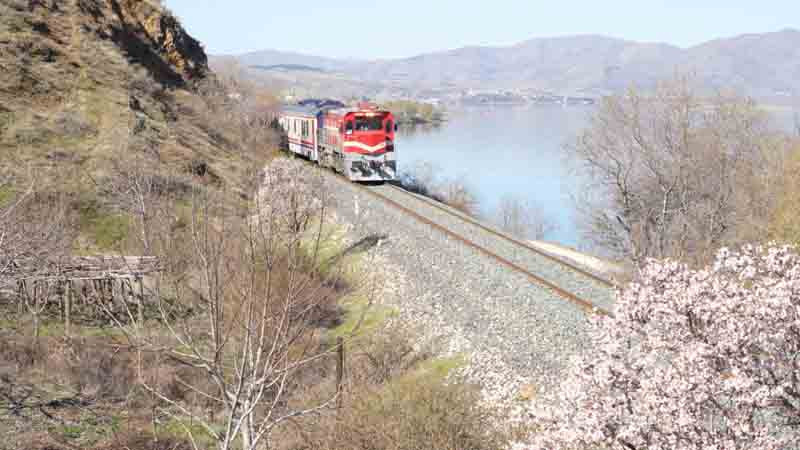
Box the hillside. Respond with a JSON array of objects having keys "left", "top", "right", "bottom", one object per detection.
[
  {"left": 0, "top": 6, "right": 508, "bottom": 450},
  {"left": 229, "top": 29, "right": 800, "bottom": 99},
  {"left": 0, "top": 0, "right": 278, "bottom": 251}
]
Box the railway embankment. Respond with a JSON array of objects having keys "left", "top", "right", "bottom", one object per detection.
[{"left": 321, "top": 169, "right": 613, "bottom": 419}]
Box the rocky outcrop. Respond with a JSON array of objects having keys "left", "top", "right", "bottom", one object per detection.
[
  {"left": 71, "top": 0, "right": 208, "bottom": 87},
  {"left": 121, "top": 0, "right": 207, "bottom": 83}
]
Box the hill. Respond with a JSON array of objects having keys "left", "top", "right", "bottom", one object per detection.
[
  {"left": 0, "top": 6, "right": 506, "bottom": 450},
  {"left": 0, "top": 0, "right": 277, "bottom": 251},
  {"left": 227, "top": 29, "right": 800, "bottom": 100}
]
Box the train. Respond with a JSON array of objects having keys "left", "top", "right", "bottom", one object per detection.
[{"left": 277, "top": 102, "right": 397, "bottom": 182}]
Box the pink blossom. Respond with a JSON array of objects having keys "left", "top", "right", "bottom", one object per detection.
[{"left": 533, "top": 245, "right": 800, "bottom": 450}]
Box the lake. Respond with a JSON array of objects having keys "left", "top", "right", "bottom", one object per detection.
[
  {"left": 397, "top": 105, "right": 799, "bottom": 249},
  {"left": 397, "top": 105, "right": 594, "bottom": 247}
]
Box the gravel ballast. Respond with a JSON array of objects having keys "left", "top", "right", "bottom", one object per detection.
[
  {"left": 312, "top": 167, "right": 609, "bottom": 422},
  {"left": 373, "top": 184, "right": 615, "bottom": 312}
]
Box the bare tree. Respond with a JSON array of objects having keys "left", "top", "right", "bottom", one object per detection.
[
  {"left": 195, "top": 72, "right": 280, "bottom": 157},
  {"left": 103, "top": 159, "right": 372, "bottom": 450},
  {"left": 438, "top": 179, "right": 479, "bottom": 216},
  {"left": 398, "top": 161, "right": 440, "bottom": 198},
  {"left": 494, "top": 194, "right": 556, "bottom": 240},
  {"left": 569, "top": 77, "right": 787, "bottom": 266},
  {"left": 0, "top": 170, "right": 73, "bottom": 336},
  {"left": 0, "top": 174, "right": 34, "bottom": 279}
]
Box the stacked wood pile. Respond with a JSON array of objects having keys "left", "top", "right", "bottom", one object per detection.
[
  {"left": 3, "top": 256, "right": 161, "bottom": 281},
  {"left": 1, "top": 256, "right": 162, "bottom": 335}
]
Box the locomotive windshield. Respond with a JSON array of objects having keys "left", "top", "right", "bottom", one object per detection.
[{"left": 354, "top": 116, "right": 384, "bottom": 132}]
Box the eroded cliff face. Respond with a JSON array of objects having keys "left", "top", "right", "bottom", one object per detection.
[
  {"left": 116, "top": 0, "right": 208, "bottom": 83},
  {"left": 76, "top": 0, "right": 209, "bottom": 87}
]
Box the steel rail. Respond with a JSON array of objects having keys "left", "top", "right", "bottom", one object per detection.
[
  {"left": 387, "top": 184, "right": 615, "bottom": 288},
  {"left": 352, "top": 183, "right": 612, "bottom": 316}
]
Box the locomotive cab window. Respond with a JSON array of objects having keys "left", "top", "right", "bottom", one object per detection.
[
  {"left": 355, "top": 116, "right": 383, "bottom": 131},
  {"left": 345, "top": 121, "right": 353, "bottom": 134},
  {"left": 385, "top": 120, "right": 393, "bottom": 134}
]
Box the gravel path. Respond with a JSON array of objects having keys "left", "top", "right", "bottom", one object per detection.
[{"left": 319, "top": 170, "right": 600, "bottom": 418}]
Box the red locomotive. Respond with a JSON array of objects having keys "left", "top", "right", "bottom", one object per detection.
[{"left": 279, "top": 102, "right": 397, "bottom": 181}]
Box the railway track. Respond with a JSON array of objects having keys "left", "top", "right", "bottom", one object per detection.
[
  {"left": 352, "top": 182, "right": 615, "bottom": 316},
  {"left": 299, "top": 158, "right": 612, "bottom": 391}
]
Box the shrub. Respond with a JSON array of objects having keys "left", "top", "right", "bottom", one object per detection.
[
  {"left": 296, "top": 375, "right": 505, "bottom": 450},
  {"left": 398, "top": 161, "right": 479, "bottom": 216},
  {"left": 279, "top": 322, "right": 505, "bottom": 450},
  {"left": 438, "top": 179, "right": 479, "bottom": 216}
]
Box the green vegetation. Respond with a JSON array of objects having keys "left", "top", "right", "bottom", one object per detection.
[
  {"left": 330, "top": 293, "right": 396, "bottom": 339},
  {"left": 383, "top": 100, "right": 445, "bottom": 125},
  {"left": 77, "top": 199, "right": 130, "bottom": 251},
  {"left": 416, "top": 354, "right": 467, "bottom": 380},
  {"left": 160, "top": 419, "right": 218, "bottom": 449},
  {"left": 0, "top": 185, "right": 15, "bottom": 207}
]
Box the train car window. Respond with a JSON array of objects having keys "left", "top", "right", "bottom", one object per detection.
[
  {"left": 385, "top": 120, "right": 393, "bottom": 134},
  {"left": 355, "top": 116, "right": 383, "bottom": 131},
  {"left": 345, "top": 121, "right": 353, "bottom": 134}
]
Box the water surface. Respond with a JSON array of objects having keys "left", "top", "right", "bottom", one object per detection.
[
  {"left": 397, "top": 105, "right": 592, "bottom": 246},
  {"left": 397, "top": 104, "right": 799, "bottom": 248}
]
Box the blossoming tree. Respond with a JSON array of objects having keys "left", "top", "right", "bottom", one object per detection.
[{"left": 535, "top": 245, "right": 800, "bottom": 449}]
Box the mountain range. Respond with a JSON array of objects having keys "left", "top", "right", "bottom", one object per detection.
[{"left": 220, "top": 29, "right": 800, "bottom": 100}]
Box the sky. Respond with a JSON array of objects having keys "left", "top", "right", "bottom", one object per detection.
[{"left": 164, "top": 0, "right": 799, "bottom": 60}]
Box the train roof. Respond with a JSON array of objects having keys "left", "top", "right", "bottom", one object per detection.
[
  {"left": 281, "top": 99, "right": 349, "bottom": 118},
  {"left": 298, "top": 98, "right": 346, "bottom": 109},
  {"left": 280, "top": 104, "right": 321, "bottom": 117},
  {"left": 323, "top": 107, "right": 392, "bottom": 117},
  {"left": 280, "top": 103, "right": 392, "bottom": 118}
]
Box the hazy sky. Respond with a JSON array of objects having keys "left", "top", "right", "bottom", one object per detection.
[{"left": 164, "top": 0, "right": 799, "bottom": 59}]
